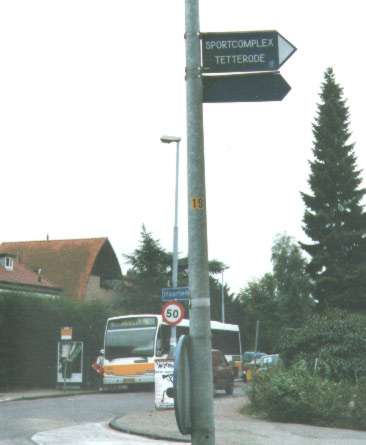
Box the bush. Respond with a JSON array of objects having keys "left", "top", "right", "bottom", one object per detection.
[
  {"left": 0, "top": 295, "right": 116, "bottom": 389},
  {"left": 248, "top": 363, "right": 366, "bottom": 430},
  {"left": 350, "top": 377, "right": 366, "bottom": 429},
  {"left": 278, "top": 309, "right": 366, "bottom": 383}
]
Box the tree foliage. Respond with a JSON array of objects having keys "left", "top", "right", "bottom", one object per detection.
[
  {"left": 271, "top": 234, "right": 313, "bottom": 326},
  {"left": 119, "top": 225, "right": 171, "bottom": 313},
  {"left": 118, "top": 225, "right": 229, "bottom": 315},
  {"left": 278, "top": 309, "right": 366, "bottom": 383},
  {"left": 301, "top": 67, "right": 366, "bottom": 311},
  {"left": 238, "top": 234, "right": 312, "bottom": 352}
]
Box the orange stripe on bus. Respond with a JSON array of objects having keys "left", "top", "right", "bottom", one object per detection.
[{"left": 103, "top": 362, "right": 154, "bottom": 376}]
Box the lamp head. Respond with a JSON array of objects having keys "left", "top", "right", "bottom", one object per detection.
[{"left": 160, "top": 135, "right": 181, "bottom": 144}]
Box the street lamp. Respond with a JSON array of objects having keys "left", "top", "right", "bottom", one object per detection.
[
  {"left": 221, "top": 266, "right": 229, "bottom": 323},
  {"left": 161, "top": 135, "right": 181, "bottom": 355},
  {"left": 161, "top": 135, "right": 181, "bottom": 288}
]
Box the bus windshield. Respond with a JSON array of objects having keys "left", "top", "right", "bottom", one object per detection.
[{"left": 105, "top": 317, "right": 157, "bottom": 360}]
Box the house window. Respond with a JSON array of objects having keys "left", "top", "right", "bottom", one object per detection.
[{"left": 5, "top": 257, "right": 14, "bottom": 271}]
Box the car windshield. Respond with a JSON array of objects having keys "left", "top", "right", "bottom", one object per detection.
[{"left": 243, "top": 352, "right": 255, "bottom": 362}]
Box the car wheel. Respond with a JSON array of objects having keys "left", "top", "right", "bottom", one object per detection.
[{"left": 225, "top": 383, "right": 234, "bottom": 395}]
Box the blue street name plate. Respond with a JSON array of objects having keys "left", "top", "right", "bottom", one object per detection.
[{"left": 161, "top": 287, "right": 190, "bottom": 302}]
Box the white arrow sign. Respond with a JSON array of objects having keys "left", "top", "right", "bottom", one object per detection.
[{"left": 278, "top": 33, "right": 297, "bottom": 68}]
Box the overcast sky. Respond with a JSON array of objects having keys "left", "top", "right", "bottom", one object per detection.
[{"left": 1, "top": 1, "right": 365, "bottom": 294}]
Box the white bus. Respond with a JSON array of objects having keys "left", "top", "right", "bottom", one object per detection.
[{"left": 102, "top": 314, "right": 242, "bottom": 388}]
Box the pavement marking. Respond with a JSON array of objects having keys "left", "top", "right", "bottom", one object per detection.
[{"left": 32, "top": 422, "right": 189, "bottom": 445}]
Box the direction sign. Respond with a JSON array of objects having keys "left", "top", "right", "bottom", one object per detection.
[
  {"left": 161, "top": 301, "right": 185, "bottom": 325},
  {"left": 201, "top": 31, "right": 296, "bottom": 74},
  {"left": 203, "top": 72, "right": 291, "bottom": 103},
  {"left": 161, "top": 287, "right": 190, "bottom": 302}
]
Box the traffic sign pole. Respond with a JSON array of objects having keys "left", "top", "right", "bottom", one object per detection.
[{"left": 185, "top": 0, "right": 215, "bottom": 444}]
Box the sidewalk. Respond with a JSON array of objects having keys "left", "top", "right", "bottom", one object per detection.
[
  {"left": 2, "top": 385, "right": 366, "bottom": 444},
  {"left": 110, "top": 384, "right": 366, "bottom": 445},
  {"left": 0, "top": 387, "right": 97, "bottom": 403}
]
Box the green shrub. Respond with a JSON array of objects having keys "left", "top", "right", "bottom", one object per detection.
[
  {"left": 349, "top": 377, "right": 366, "bottom": 429},
  {"left": 248, "top": 363, "right": 366, "bottom": 430},
  {"left": 249, "top": 362, "right": 349, "bottom": 424},
  {"left": 0, "top": 295, "right": 116, "bottom": 388}
]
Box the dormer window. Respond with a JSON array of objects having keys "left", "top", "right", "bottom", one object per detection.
[{"left": 5, "top": 256, "right": 14, "bottom": 271}]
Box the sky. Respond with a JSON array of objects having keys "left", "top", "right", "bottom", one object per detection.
[{"left": 1, "top": 1, "right": 365, "bottom": 295}]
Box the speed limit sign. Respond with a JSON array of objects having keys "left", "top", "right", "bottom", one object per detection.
[{"left": 161, "top": 301, "right": 185, "bottom": 325}]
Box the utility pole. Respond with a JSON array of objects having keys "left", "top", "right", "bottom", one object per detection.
[
  {"left": 220, "top": 267, "right": 228, "bottom": 323},
  {"left": 185, "top": 1, "right": 215, "bottom": 444}
]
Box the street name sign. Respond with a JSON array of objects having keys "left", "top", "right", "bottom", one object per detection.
[
  {"left": 161, "top": 287, "right": 190, "bottom": 302},
  {"left": 201, "top": 30, "right": 296, "bottom": 74},
  {"left": 203, "top": 72, "right": 291, "bottom": 103}
]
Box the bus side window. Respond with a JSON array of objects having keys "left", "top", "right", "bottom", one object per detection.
[{"left": 156, "top": 325, "right": 170, "bottom": 356}]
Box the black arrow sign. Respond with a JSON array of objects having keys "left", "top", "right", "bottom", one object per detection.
[{"left": 202, "top": 72, "right": 291, "bottom": 103}]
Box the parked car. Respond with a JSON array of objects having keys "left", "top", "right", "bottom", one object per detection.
[
  {"left": 256, "top": 354, "right": 283, "bottom": 374},
  {"left": 242, "top": 351, "right": 267, "bottom": 382},
  {"left": 212, "top": 349, "right": 234, "bottom": 395}
]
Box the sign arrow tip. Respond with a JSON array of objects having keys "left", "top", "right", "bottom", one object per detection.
[{"left": 278, "top": 33, "right": 297, "bottom": 67}]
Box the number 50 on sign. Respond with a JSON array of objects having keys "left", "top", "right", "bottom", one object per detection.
[{"left": 161, "top": 301, "right": 185, "bottom": 325}]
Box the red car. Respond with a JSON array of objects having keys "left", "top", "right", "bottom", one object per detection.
[{"left": 212, "top": 349, "right": 234, "bottom": 395}]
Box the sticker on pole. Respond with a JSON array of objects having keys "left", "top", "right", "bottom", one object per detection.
[{"left": 161, "top": 301, "right": 185, "bottom": 325}]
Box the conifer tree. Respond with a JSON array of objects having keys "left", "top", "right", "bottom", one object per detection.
[
  {"left": 301, "top": 68, "right": 366, "bottom": 311},
  {"left": 121, "top": 225, "right": 171, "bottom": 313}
]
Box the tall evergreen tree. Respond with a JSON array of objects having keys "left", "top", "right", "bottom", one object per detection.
[{"left": 301, "top": 68, "right": 366, "bottom": 311}]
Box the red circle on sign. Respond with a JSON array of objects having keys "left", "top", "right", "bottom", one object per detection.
[{"left": 161, "top": 301, "right": 185, "bottom": 325}]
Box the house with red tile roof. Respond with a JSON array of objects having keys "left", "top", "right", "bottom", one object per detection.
[
  {"left": 0, "top": 253, "right": 62, "bottom": 299},
  {"left": 0, "top": 237, "right": 123, "bottom": 303}
]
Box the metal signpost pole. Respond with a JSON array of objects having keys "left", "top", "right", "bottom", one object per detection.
[{"left": 185, "top": 1, "right": 215, "bottom": 444}]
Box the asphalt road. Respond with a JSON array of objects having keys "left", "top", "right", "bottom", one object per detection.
[{"left": 0, "top": 388, "right": 154, "bottom": 444}]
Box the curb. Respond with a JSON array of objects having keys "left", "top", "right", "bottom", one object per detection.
[
  {"left": 0, "top": 390, "right": 99, "bottom": 403},
  {"left": 109, "top": 417, "right": 190, "bottom": 443}
]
